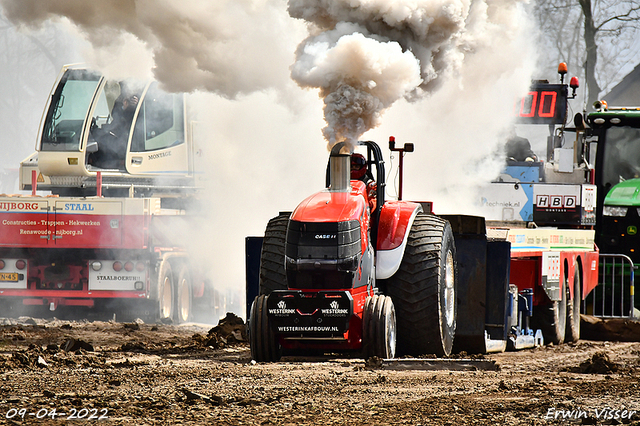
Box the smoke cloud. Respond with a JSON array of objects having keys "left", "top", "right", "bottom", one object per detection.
[
  {"left": 291, "top": 22, "right": 422, "bottom": 147},
  {"left": 289, "top": 0, "right": 535, "bottom": 149},
  {"left": 0, "top": 0, "right": 297, "bottom": 97}
]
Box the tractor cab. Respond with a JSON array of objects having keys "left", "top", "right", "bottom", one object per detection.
[
  {"left": 20, "top": 65, "right": 196, "bottom": 198},
  {"left": 587, "top": 106, "right": 640, "bottom": 263}
]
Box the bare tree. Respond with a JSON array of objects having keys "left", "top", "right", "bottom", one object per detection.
[
  {"left": 534, "top": 0, "right": 640, "bottom": 106},
  {"left": 0, "top": 14, "right": 77, "bottom": 175}
]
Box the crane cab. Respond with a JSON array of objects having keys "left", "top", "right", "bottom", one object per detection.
[{"left": 21, "top": 65, "right": 198, "bottom": 198}]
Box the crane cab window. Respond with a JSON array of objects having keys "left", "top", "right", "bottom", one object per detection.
[
  {"left": 41, "top": 70, "right": 103, "bottom": 152},
  {"left": 130, "top": 84, "right": 184, "bottom": 153},
  {"left": 87, "top": 80, "right": 141, "bottom": 170}
]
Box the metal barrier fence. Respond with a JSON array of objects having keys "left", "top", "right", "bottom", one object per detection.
[{"left": 583, "top": 254, "right": 636, "bottom": 319}]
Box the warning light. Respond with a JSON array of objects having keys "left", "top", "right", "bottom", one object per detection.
[
  {"left": 569, "top": 77, "right": 579, "bottom": 98},
  {"left": 558, "top": 62, "right": 568, "bottom": 75},
  {"left": 570, "top": 77, "right": 579, "bottom": 89},
  {"left": 558, "top": 62, "right": 568, "bottom": 84}
]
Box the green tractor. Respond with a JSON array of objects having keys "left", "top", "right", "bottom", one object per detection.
[{"left": 585, "top": 105, "right": 640, "bottom": 317}]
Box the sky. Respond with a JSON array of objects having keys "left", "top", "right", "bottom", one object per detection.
[{"left": 0, "top": 0, "right": 544, "bottom": 317}]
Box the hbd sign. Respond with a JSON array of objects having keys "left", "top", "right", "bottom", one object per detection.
[
  {"left": 532, "top": 184, "right": 584, "bottom": 226},
  {"left": 536, "top": 195, "right": 577, "bottom": 209}
]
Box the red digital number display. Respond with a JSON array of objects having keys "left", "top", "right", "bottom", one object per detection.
[{"left": 514, "top": 84, "right": 566, "bottom": 124}]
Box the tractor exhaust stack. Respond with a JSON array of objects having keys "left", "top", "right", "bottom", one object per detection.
[{"left": 329, "top": 142, "right": 351, "bottom": 192}]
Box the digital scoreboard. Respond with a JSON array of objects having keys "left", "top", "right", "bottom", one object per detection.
[{"left": 514, "top": 83, "right": 567, "bottom": 125}]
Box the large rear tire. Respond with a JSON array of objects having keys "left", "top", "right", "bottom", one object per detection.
[
  {"left": 249, "top": 295, "right": 282, "bottom": 362},
  {"left": 385, "top": 214, "right": 457, "bottom": 357},
  {"left": 565, "top": 263, "right": 581, "bottom": 343},
  {"left": 362, "top": 295, "right": 396, "bottom": 359},
  {"left": 259, "top": 213, "right": 290, "bottom": 295}
]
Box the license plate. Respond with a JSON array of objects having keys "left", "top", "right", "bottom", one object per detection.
[{"left": 0, "top": 273, "right": 18, "bottom": 282}]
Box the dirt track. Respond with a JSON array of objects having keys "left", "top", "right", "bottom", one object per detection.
[{"left": 1, "top": 314, "right": 640, "bottom": 425}]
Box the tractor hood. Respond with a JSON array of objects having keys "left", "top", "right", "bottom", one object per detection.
[
  {"left": 291, "top": 186, "right": 367, "bottom": 223},
  {"left": 604, "top": 179, "right": 640, "bottom": 206}
]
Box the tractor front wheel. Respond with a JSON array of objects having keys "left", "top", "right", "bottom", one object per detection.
[
  {"left": 249, "top": 295, "right": 282, "bottom": 362},
  {"left": 362, "top": 295, "right": 396, "bottom": 359}
]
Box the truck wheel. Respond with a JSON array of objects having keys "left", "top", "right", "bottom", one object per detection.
[
  {"left": 249, "top": 295, "right": 281, "bottom": 362},
  {"left": 157, "top": 261, "right": 174, "bottom": 322},
  {"left": 362, "top": 295, "right": 397, "bottom": 359},
  {"left": 259, "top": 213, "right": 290, "bottom": 295},
  {"left": 385, "top": 214, "right": 457, "bottom": 357},
  {"left": 534, "top": 281, "right": 567, "bottom": 345},
  {"left": 565, "top": 263, "right": 581, "bottom": 343},
  {"left": 175, "top": 266, "right": 192, "bottom": 324}
]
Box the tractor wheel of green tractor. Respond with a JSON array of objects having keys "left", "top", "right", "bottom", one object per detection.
[
  {"left": 259, "top": 213, "right": 290, "bottom": 295},
  {"left": 362, "top": 295, "right": 396, "bottom": 359},
  {"left": 385, "top": 214, "right": 457, "bottom": 357},
  {"left": 565, "top": 263, "right": 582, "bottom": 343},
  {"left": 533, "top": 279, "right": 567, "bottom": 345},
  {"left": 249, "top": 295, "right": 282, "bottom": 362}
]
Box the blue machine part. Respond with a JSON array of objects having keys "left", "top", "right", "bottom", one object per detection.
[
  {"left": 503, "top": 163, "right": 539, "bottom": 221},
  {"left": 503, "top": 163, "right": 542, "bottom": 183},
  {"left": 504, "top": 162, "right": 542, "bottom": 222},
  {"left": 518, "top": 184, "right": 534, "bottom": 221}
]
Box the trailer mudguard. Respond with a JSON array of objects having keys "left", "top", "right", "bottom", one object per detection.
[{"left": 375, "top": 201, "right": 422, "bottom": 279}]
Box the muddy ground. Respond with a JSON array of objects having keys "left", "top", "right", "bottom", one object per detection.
[{"left": 1, "top": 314, "right": 640, "bottom": 425}]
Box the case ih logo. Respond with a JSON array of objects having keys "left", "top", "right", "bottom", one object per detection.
[
  {"left": 536, "top": 195, "right": 577, "bottom": 209},
  {"left": 315, "top": 234, "right": 336, "bottom": 239}
]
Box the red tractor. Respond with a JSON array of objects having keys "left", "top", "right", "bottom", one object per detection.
[{"left": 249, "top": 140, "right": 457, "bottom": 361}]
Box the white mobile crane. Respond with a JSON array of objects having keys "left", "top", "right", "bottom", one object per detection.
[{"left": 0, "top": 65, "right": 219, "bottom": 322}]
